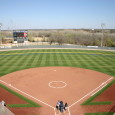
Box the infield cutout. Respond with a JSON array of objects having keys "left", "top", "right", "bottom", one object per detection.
[{"left": 48, "top": 81, "right": 67, "bottom": 88}]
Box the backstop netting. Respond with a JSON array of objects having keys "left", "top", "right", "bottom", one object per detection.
[{"left": 0, "top": 104, "right": 14, "bottom": 115}]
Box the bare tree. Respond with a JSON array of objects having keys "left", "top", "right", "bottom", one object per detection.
[
  {"left": 56, "top": 33, "right": 65, "bottom": 45},
  {"left": 48, "top": 33, "right": 56, "bottom": 45}
]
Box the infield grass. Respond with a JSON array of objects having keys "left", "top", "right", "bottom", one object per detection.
[
  {"left": 0, "top": 83, "right": 41, "bottom": 107},
  {"left": 81, "top": 79, "right": 115, "bottom": 105},
  {"left": 84, "top": 112, "right": 114, "bottom": 115}
]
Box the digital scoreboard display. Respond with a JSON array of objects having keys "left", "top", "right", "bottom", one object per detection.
[{"left": 13, "top": 32, "right": 27, "bottom": 37}]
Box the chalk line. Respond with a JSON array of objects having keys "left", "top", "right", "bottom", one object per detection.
[
  {"left": 91, "top": 83, "right": 107, "bottom": 96},
  {"left": 69, "top": 77, "right": 113, "bottom": 108},
  {"left": 0, "top": 80, "right": 55, "bottom": 109}
]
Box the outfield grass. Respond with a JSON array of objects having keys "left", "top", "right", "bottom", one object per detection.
[
  {"left": 0, "top": 49, "right": 115, "bottom": 111},
  {"left": 0, "top": 49, "right": 115, "bottom": 77}
]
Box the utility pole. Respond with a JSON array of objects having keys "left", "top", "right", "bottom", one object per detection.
[
  {"left": 92, "top": 29, "right": 95, "bottom": 46},
  {"left": 0, "top": 23, "right": 2, "bottom": 46},
  {"left": 101, "top": 23, "right": 105, "bottom": 47}
]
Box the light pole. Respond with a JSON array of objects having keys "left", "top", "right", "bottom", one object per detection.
[
  {"left": 92, "top": 29, "right": 95, "bottom": 46},
  {"left": 101, "top": 23, "right": 105, "bottom": 47},
  {"left": 0, "top": 23, "right": 2, "bottom": 46}
]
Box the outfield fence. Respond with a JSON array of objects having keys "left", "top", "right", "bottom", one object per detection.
[{"left": 0, "top": 42, "right": 115, "bottom": 51}]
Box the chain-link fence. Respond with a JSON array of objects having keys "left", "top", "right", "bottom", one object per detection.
[{"left": 0, "top": 42, "right": 115, "bottom": 51}]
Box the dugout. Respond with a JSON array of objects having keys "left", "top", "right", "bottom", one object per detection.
[{"left": 13, "top": 30, "right": 28, "bottom": 43}]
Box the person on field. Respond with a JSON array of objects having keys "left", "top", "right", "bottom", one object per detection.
[
  {"left": 59, "top": 101, "right": 64, "bottom": 113},
  {"left": 56, "top": 100, "right": 61, "bottom": 110},
  {"left": 64, "top": 102, "right": 68, "bottom": 111},
  {"left": 0, "top": 100, "right": 6, "bottom": 106}
]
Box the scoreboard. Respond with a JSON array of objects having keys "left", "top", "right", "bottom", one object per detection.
[
  {"left": 13, "top": 32, "right": 27, "bottom": 37},
  {"left": 13, "top": 30, "right": 28, "bottom": 43}
]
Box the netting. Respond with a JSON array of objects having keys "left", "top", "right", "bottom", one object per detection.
[{"left": 0, "top": 104, "right": 14, "bottom": 115}]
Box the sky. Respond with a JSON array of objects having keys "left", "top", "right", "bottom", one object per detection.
[{"left": 0, "top": 0, "right": 115, "bottom": 29}]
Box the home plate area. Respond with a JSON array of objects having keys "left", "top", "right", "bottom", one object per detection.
[
  {"left": 55, "top": 108, "right": 70, "bottom": 115},
  {"left": 0, "top": 67, "right": 113, "bottom": 115}
]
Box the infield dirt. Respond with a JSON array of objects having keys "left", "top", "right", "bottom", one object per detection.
[{"left": 0, "top": 67, "right": 114, "bottom": 115}]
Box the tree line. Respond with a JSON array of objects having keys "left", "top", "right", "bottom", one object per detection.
[
  {"left": 1, "top": 29, "right": 115, "bottom": 47},
  {"left": 28, "top": 29, "right": 115, "bottom": 47}
]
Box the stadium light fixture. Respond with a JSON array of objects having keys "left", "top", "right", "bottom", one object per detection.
[{"left": 101, "top": 23, "right": 105, "bottom": 47}]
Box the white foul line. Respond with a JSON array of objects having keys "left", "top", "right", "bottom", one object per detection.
[
  {"left": 0, "top": 80, "right": 55, "bottom": 109},
  {"left": 68, "top": 107, "right": 71, "bottom": 115},
  {"left": 91, "top": 83, "right": 107, "bottom": 96},
  {"left": 69, "top": 77, "right": 113, "bottom": 108},
  {"left": 54, "top": 108, "right": 57, "bottom": 115},
  {"left": 103, "top": 77, "right": 113, "bottom": 84}
]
